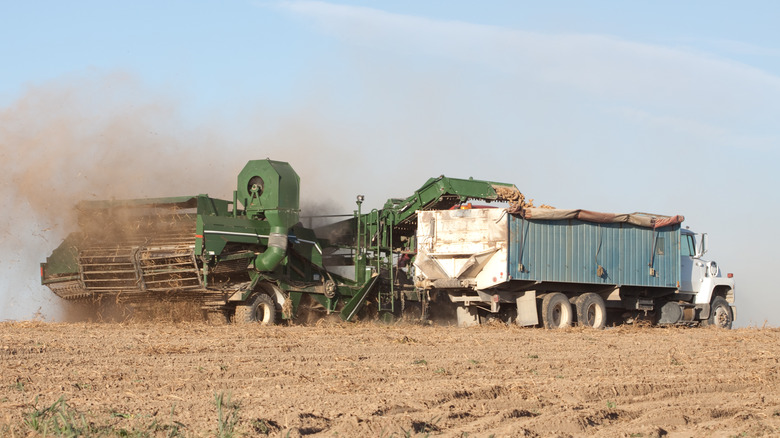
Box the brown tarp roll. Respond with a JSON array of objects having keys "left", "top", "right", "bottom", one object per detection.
[{"left": 507, "top": 207, "right": 684, "bottom": 229}]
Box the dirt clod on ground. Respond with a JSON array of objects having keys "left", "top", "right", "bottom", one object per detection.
[{"left": 1, "top": 322, "right": 778, "bottom": 437}]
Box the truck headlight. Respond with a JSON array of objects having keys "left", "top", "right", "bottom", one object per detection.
[{"left": 709, "top": 262, "right": 719, "bottom": 277}]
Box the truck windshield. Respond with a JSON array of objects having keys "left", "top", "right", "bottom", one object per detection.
[{"left": 681, "top": 234, "right": 696, "bottom": 257}]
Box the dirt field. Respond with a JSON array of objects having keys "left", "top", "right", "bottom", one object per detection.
[{"left": 1, "top": 321, "right": 779, "bottom": 437}]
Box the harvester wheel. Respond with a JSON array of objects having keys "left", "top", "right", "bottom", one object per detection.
[
  {"left": 574, "top": 293, "right": 607, "bottom": 329},
  {"left": 235, "top": 293, "right": 276, "bottom": 325},
  {"left": 541, "top": 293, "right": 573, "bottom": 329},
  {"left": 704, "top": 296, "right": 732, "bottom": 329}
]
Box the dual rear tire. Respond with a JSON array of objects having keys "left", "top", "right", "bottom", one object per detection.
[
  {"left": 540, "top": 292, "right": 606, "bottom": 329},
  {"left": 574, "top": 293, "right": 607, "bottom": 329}
]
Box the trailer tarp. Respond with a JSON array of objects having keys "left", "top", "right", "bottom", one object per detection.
[{"left": 508, "top": 207, "right": 684, "bottom": 229}]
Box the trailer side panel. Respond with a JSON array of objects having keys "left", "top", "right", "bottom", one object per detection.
[{"left": 507, "top": 216, "right": 680, "bottom": 288}]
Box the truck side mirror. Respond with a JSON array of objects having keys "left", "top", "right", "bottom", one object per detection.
[{"left": 695, "top": 233, "right": 708, "bottom": 258}]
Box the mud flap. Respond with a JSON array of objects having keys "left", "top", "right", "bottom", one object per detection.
[
  {"left": 339, "top": 274, "right": 380, "bottom": 322},
  {"left": 515, "top": 291, "right": 538, "bottom": 326}
]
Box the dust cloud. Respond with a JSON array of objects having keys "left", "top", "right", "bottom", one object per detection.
[
  {"left": 2, "top": 76, "right": 205, "bottom": 229},
  {"left": 0, "top": 73, "right": 356, "bottom": 321}
]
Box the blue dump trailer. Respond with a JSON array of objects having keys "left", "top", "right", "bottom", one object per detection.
[{"left": 414, "top": 207, "right": 735, "bottom": 328}]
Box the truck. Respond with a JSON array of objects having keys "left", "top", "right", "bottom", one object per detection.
[
  {"left": 40, "top": 158, "right": 736, "bottom": 328},
  {"left": 414, "top": 207, "right": 736, "bottom": 328}
]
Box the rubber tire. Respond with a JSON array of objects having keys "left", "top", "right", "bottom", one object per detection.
[
  {"left": 575, "top": 293, "right": 607, "bottom": 329},
  {"left": 706, "top": 296, "right": 733, "bottom": 329},
  {"left": 235, "top": 294, "right": 276, "bottom": 325},
  {"left": 541, "top": 293, "right": 573, "bottom": 329}
]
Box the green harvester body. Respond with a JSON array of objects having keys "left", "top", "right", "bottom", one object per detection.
[{"left": 41, "top": 159, "right": 520, "bottom": 323}]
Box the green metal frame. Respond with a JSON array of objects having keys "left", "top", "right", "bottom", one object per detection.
[{"left": 41, "top": 160, "right": 521, "bottom": 324}]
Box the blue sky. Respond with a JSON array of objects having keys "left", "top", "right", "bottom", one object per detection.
[{"left": 0, "top": 1, "right": 778, "bottom": 326}]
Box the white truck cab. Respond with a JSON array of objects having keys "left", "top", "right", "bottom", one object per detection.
[{"left": 679, "top": 229, "right": 736, "bottom": 327}]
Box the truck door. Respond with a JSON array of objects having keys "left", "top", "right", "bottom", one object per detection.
[{"left": 679, "top": 233, "right": 703, "bottom": 293}]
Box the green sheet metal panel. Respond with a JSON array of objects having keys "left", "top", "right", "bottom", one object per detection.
[{"left": 508, "top": 216, "right": 680, "bottom": 288}]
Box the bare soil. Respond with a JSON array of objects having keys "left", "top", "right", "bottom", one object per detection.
[{"left": 1, "top": 321, "right": 779, "bottom": 437}]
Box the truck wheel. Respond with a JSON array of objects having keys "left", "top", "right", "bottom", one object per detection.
[
  {"left": 235, "top": 293, "right": 276, "bottom": 325},
  {"left": 575, "top": 293, "right": 607, "bottom": 329},
  {"left": 541, "top": 293, "right": 573, "bottom": 329},
  {"left": 706, "top": 296, "right": 733, "bottom": 329}
]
